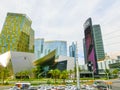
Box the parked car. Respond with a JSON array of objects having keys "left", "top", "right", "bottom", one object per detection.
[
  {"left": 92, "top": 80, "right": 112, "bottom": 90},
  {"left": 15, "top": 82, "right": 31, "bottom": 89}
]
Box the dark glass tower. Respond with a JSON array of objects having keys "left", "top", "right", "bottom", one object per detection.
[
  {"left": 92, "top": 25, "right": 105, "bottom": 61},
  {"left": 69, "top": 42, "right": 76, "bottom": 57}
]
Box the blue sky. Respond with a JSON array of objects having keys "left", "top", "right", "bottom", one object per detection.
[{"left": 0, "top": 0, "right": 120, "bottom": 65}]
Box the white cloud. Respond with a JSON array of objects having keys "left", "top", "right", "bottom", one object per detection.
[
  {"left": 93, "top": 0, "right": 120, "bottom": 53},
  {"left": 0, "top": 0, "right": 120, "bottom": 65}
]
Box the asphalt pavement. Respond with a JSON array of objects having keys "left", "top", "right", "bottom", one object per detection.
[
  {"left": 0, "top": 79, "right": 120, "bottom": 90},
  {"left": 112, "top": 79, "right": 120, "bottom": 90}
]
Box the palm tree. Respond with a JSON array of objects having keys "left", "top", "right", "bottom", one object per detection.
[
  {"left": 104, "top": 69, "right": 111, "bottom": 79},
  {"left": 1, "top": 67, "right": 10, "bottom": 84},
  {"left": 49, "top": 69, "right": 61, "bottom": 83},
  {"left": 32, "top": 66, "right": 42, "bottom": 78},
  {"left": 23, "top": 70, "right": 30, "bottom": 79},
  {"left": 68, "top": 69, "right": 74, "bottom": 79},
  {"left": 16, "top": 71, "right": 23, "bottom": 80},
  {"left": 60, "top": 70, "right": 68, "bottom": 84},
  {"left": 15, "top": 70, "right": 30, "bottom": 80},
  {"left": 112, "top": 69, "right": 119, "bottom": 78},
  {"left": 48, "top": 69, "right": 53, "bottom": 78},
  {"left": 112, "top": 69, "right": 119, "bottom": 74}
]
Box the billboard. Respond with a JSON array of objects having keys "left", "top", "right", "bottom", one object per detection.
[{"left": 84, "top": 18, "right": 98, "bottom": 74}]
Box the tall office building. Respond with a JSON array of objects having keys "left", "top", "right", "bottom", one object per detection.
[
  {"left": 83, "top": 18, "right": 105, "bottom": 74},
  {"left": 83, "top": 18, "right": 98, "bottom": 74},
  {"left": 83, "top": 25, "right": 105, "bottom": 64},
  {"left": 34, "top": 38, "right": 44, "bottom": 59},
  {"left": 92, "top": 25, "right": 105, "bottom": 61},
  {"left": 0, "top": 12, "right": 34, "bottom": 53},
  {"left": 44, "top": 40, "right": 67, "bottom": 57},
  {"left": 69, "top": 42, "right": 76, "bottom": 57}
]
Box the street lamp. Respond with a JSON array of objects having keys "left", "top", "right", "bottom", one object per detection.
[{"left": 75, "top": 42, "right": 80, "bottom": 90}]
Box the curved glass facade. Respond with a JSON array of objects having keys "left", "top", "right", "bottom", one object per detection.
[
  {"left": 34, "top": 39, "right": 67, "bottom": 59},
  {"left": 34, "top": 38, "right": 44, "bottom": 59},
  {"left": 44, "top": 41, "right": 67, "bottom": 57}
]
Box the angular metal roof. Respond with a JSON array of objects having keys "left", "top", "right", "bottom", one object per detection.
[{"left": 33, "top": 50, "right": 56, "bottom": 66}]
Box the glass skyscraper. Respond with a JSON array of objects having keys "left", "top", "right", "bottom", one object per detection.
[
  {"left": 0, "top": 12, "right": 34, "bottom": 53},
  {"left": 92, "top": 25, "right": 105, "bottom": 61},
  {"left": 34, "top": 38, "right": 44, "bottom": 59},
  {"left": 69, "top": 42, "right": 76, "bottom": 57},
  {"left": 44, "top": 40, "right": 67, "bottom": 57},
  {"left": 34, "top": 39, "right": 67, "bottom": 59}
]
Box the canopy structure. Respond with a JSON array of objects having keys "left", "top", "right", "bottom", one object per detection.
[
  {"left": 33, "top": 50, "right": 56, "bottom": 66},
  {"left": 33, "top": 50, "right": 75, "bottom": 73}
]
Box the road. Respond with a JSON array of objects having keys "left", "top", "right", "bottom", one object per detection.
[
  {"left": 110, "top": 79, "right": 120, "bottom": 90},
  {"left": 0, "top": 79, "right": 120, "bottom": 90},
  {"left": 0, "top": 86, "right": 12, "bottom": 90}
]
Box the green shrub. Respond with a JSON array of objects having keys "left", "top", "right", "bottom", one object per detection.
[{"left": 47, "top": 80, "right": 51, "bottom": 84}]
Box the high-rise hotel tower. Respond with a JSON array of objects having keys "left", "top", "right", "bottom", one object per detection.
[
  {"left": 83, "top": 18, "right": 105, "bottom": 74},
  {"left": 0, "top": 13, "right": 34, "bottom": 53}
]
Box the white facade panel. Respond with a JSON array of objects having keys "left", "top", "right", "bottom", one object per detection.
[
  {"left": 0, "top": 51, "right": 35, "bottom": 75},
  {"left": 57, "top": 56, "right": 75, "bottom": 71},
  {"left": 11, "top": 51, "right": 35, "bottom": 74}
]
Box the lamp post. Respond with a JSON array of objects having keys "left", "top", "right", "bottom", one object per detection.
[
  {"left": 75, "top": 42, "right": 80, "bottom": 90},
  {"left": 104, "top": 69, "right": 109, "bottom": 80},
  {"left": 92, "top": 70, "right": 94, "bottom": 80}
]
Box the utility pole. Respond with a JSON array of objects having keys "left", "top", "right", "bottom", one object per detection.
[{"left": 75, "top": 42, "right": 80, "bottom": 90}]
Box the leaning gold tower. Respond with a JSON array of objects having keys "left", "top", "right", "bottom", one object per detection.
[{"left": 0, "top": 12, "right": 34, "bottom": 53}]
